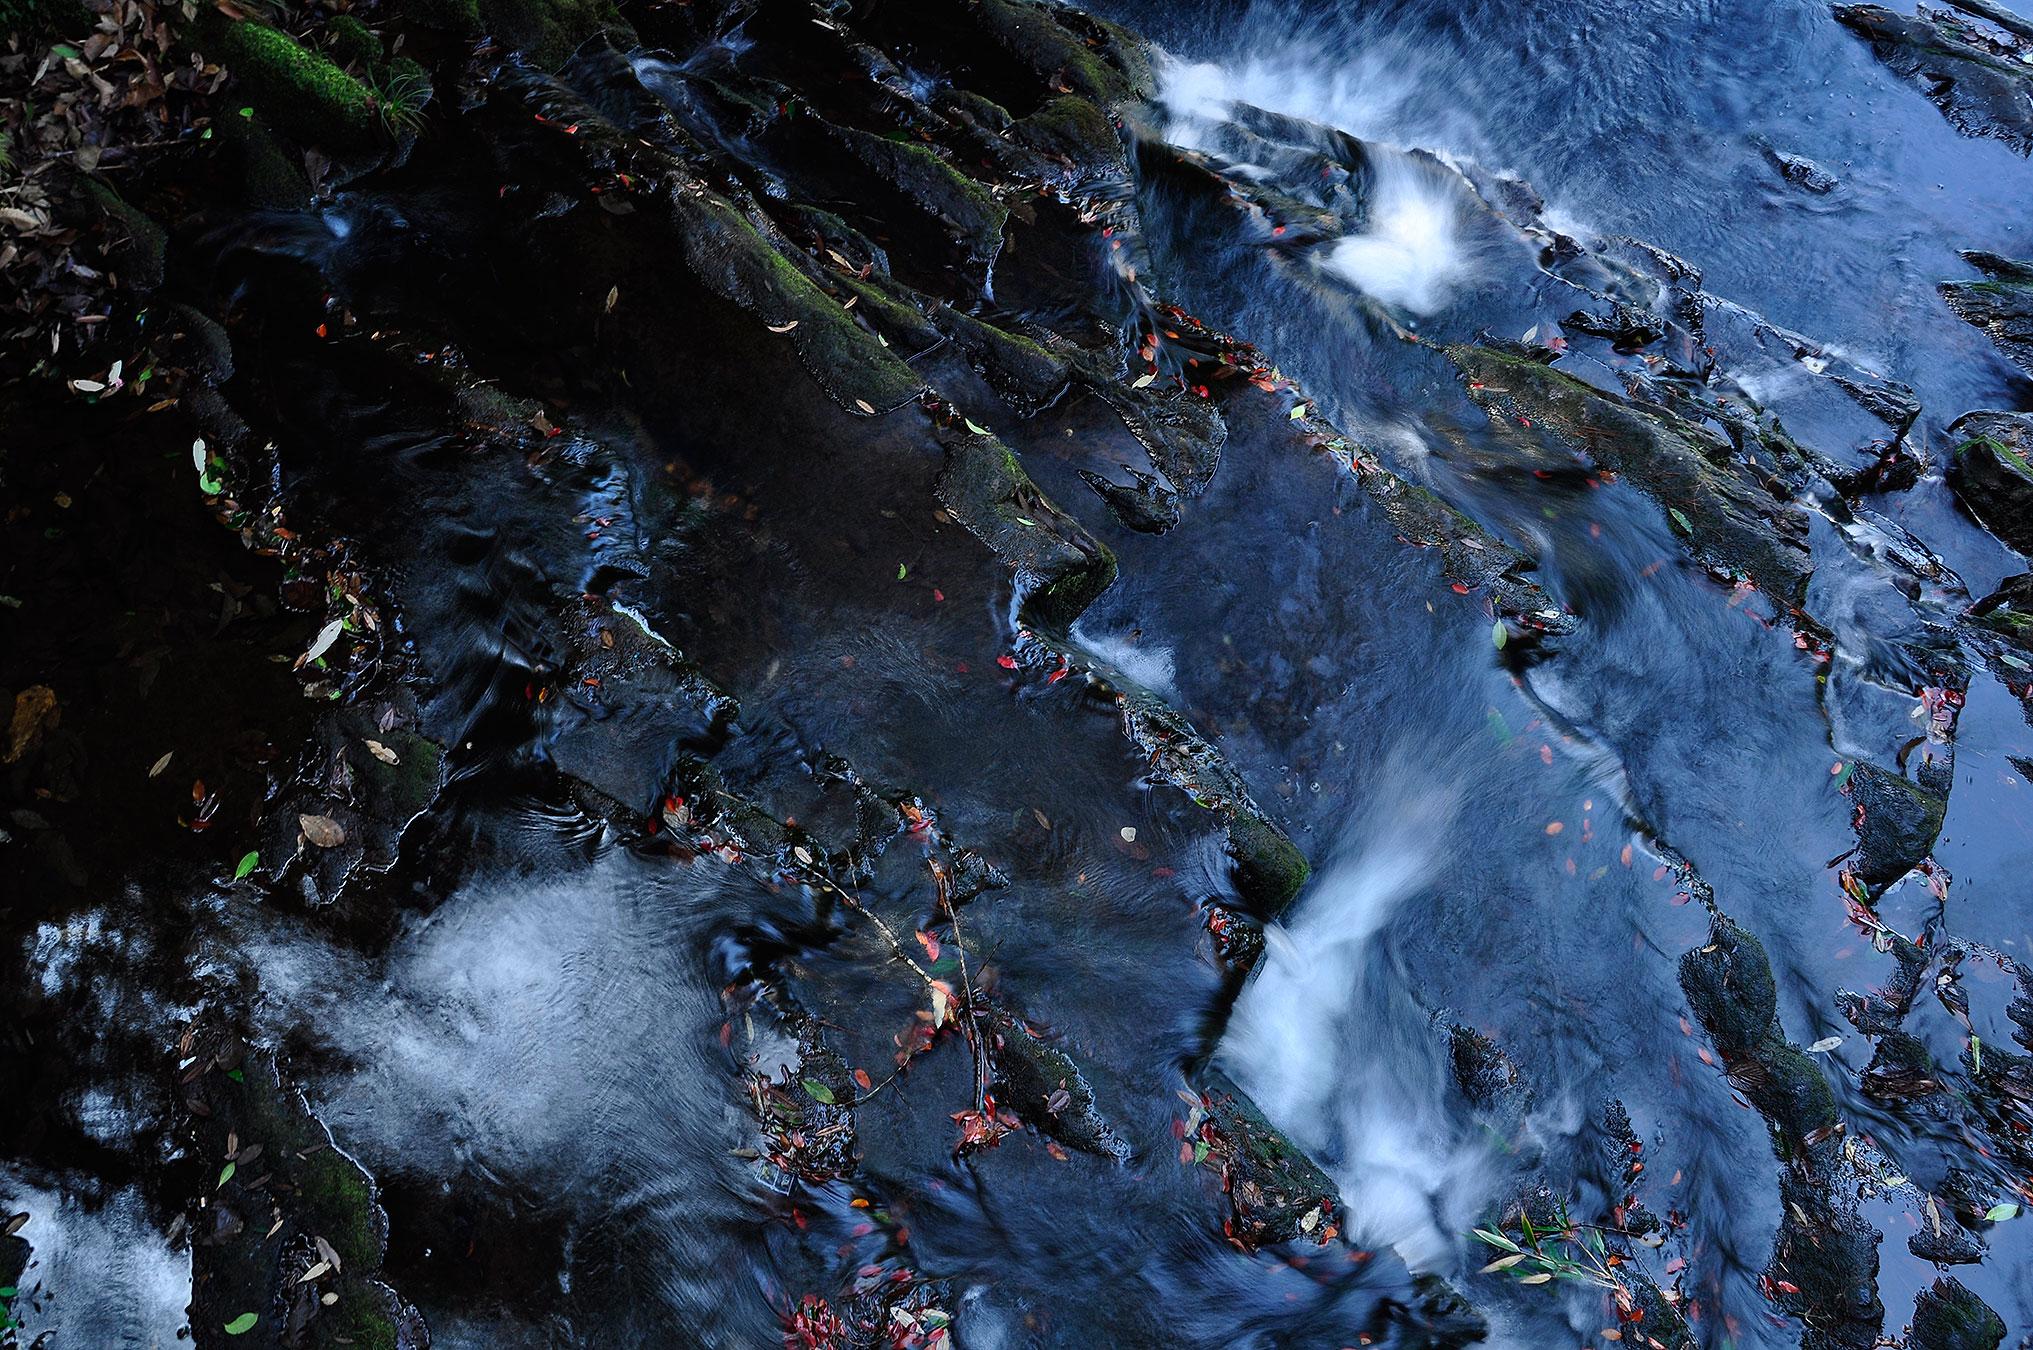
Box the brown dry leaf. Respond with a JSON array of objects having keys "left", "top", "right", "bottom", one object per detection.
[
  {"left": 854, "top": 399, "right": 875, "bottom": 415},
  {"left": 149, "top": 750, "right": 174, "bottom": 777},
  {"left": 767, "top": 320, "right": 798, "bottom": 333},
  {"left": 298, "top": 814, "right": 346, "bottom": 848},
  {"left": 6, "top": 685, "right": 60, "bottom": 763},
  {"left": 363, "top": 739, "right": 398, "bottom": 765}
]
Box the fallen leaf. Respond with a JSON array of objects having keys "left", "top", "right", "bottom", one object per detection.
[
  {"left": 1986, "top": 1202, "right": 2020, "bottom": 1222},
  {"left": 149, "top": 750, "right": 174, "bottom": 777},
  {"left": 224, "top": 1313, "right": 259, "bottom": 1335},
  {"left": 296, "top": 1260, "right": 331, "bottom": 1284},
  {"left": 6, "top": 686, "right": 60, "bottom": 763},
  {"left": 298, "top": 814, "right": 346, "bottom": 849},
  {"left": 964, "top": 418, "right": 991, "bottom": 436},
  {"left": 767, "top": 320, "right": 799, "bottom": 333},
  {"left": 604, "top": 285, "right": 619, "bottom": 312},
  {"left": 855, "top": 399, "right": 876, "bottom": 415},
  {"left": 364, "top": 739, "right": 398, "bottom": 765},
  {"left": 300, "top": 619, "right": 343, "bottom": 668},
  {"left": 1289, "top": 404, "right": 1307, "bottom": 420},
  {"left": 802, "top": 1080, "right": 835, "bottom": 1104},
  {"left": 233, "top": 852, "right": 259, "bottom": 881},
  {"left": 1806, "top": 1036, "right": 1843, "bottom": 1054}
]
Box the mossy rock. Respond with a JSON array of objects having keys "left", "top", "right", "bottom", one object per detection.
[
  {"left": 404, "top": 0, "right": 480, "bottom": 33},
  {"left": 1198, "top": 1067, "right": 1337, "bottom": 1249},
  {"left": 199, "top": 15, "right": 382, "bottom": 153},
  {"left": 819, "top": 120, "right": 1008, "bottom": 265},
  {"left": 931, "top": 419, "right": 1116, "bottom": 625},
  {"left": 984, "top": 1008, "right": 1127, "bottom": 1159},
  {"left": 212, "top": 111, "right": 313, "bottom": 210},
  {"left": 1014, "top": 94, "right": 1128, "bottom": 181},
  {"left": 1911, "top": 1277, "right": 2006, "bottom": 1350},
  {"left": 175, "top": 1022, "right": 424, "bottom": 1349},
  {"left": 1971, "top": 572, "right": 2033, "bottom": 650},
  {"left": 1679, "top": 917, "right": 1779, "bottom": 1060},
  {"left": 1846, "top": 761, "right": 1947, "bottom": 886},
  {"left": 1449, "top": 343, "right": 1814, "bottom": 609},
  {"left": 325, "top": 13, "right": 382, "bottom": 69},
  {"left": 970, "top": 0, "right": 1152, "bottom": 107},
  {"left": 81, "top": 179, "right": 167, "bottom": 290},
  {"left": 1947, "top": 410, "right": 2033, "bottom": 554},
  {"left": 478, "top": 0, "right": 630, "bottom": 70}
]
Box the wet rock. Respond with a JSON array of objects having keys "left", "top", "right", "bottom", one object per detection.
[
  {"left": 1769, "top": 1171, "right": 1883, "bottom": 1350},
  {"left": 1947, "top": 409, "right": 2033, "bottom": 554},
  {"left": 1970, "top": 572, "right": 2033, "bottom": 647},
  {"left": 1835, "top": 5, "right": 2033, "bottom": 154},
  {"left": 1449, "top": 343, "right": 1817, "bottom": 612},
  {"left": 1562, "top": 300, "right": 1666, "bottom": 352},
  {"left": 1078, "top": 464, "right": 1183, "bottom": 534},
  {"left": 983, "top": 1008, "right": 1127, "bottom": 1160},
  {"left": 175, "top": 1019, "right": 427, "bottom": 1349},
  {"left": 1446, "top": 1022, "right": 1522, "bottom": 1109},
  {"left": 930, "top": 419, "right": 1119, "bottom": 628},
  {"left": 1680, "top": 918, "right": 1838, "bottom": 1150},
  {"left": 1844, "top": 761, "right": 1947, "bottom": 886},
  {"left": 267, "top": 701, "right": 447, "bottom": 906},
  {"left": 1940, "top": 251, "right": 2033, "bottom": 377},
  {"left": 1196, "top": 1068, "right": 1338, "bottom": 1251},
  {"left": 1909, "top": 1277, "right": 2006, "bottom": 1350},
  {"left": 1757, "top": 141, "right": 1839, "bottom": 193}
]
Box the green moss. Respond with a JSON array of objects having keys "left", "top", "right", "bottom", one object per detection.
[
  {"left": 1449, "top": 343, "right": 1813, "bottom": 609},
  {"left": 823, "top": 121, "right": 1008, "bottom": 263},
  {"left": 1225, "top": 810, "right": 1311, "bottom": 915},
  {"left": 1016, "top": 94, "right": 1124, "bottom": 175},
  {"left": 325, "top": 13, "right": 381, "bottom": 69},
  {"left": 972, "top": 0, "right": 1152, "bottom": 106},
  {"left": 692, "top": 203, "right": 922, "bottom": 411},
  {"left": 200, "top": 16, "right": 380, "bottom": 151}
]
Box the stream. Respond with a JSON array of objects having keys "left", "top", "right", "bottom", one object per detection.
[{"left": 3, "top": 0, "right": 2033, "bottom": 1347}]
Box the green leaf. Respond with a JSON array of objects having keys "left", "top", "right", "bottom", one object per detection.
[
  {"left": 51, "top": 42, "right": 80, "bottom": 58},
  {"left": 0, "top": 1286, "right": 16, "bottom": 1298},
  {"left": 224, "top": 1312, "right": 259, "bottom": 1335},
  {"left": 233, "top": 851, "right": 259, "bottom": 881},
  {"left": 1289, "top": 403, "right": 1307, "bottom": 420},
  {"left": 964, "top": 418, "right": 991, "bottom": 436},
  {"left": 1668, "top": 507, "right": 1693, "bottom": 535},
  {"left": 237, "top": 107, "right": 253, "bottom": 119},
  {"left": 802, "top": 1080, "right": 835, "bottom": 1104},
  {"left": 1492, "top": 620, "right": 1508, "bottom": 650},
  {"left": 217, "top": 1162, "right": 235, "bottom": 1189},
  {"left": 1985, "top": 1202, "right": 2019, "bottom": 1222},
  {"left": 198, "top": 472, "right": 223, "bottom": 495},
  {"left": 226, "top": 1068, "right": 244, "bottom": 1082},
  {"left": 1191, "top": 1140, "right": 1209, "bottom": 1164},
  {"left": 896, "top": 563, "right": 907, "bottom": 581}
]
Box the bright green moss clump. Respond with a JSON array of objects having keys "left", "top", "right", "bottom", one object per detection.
[{"left": 201, "top": 16, "right": 380, "bottom": 151}]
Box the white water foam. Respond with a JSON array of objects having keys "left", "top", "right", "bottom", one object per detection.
[{"left": 1154, "top": 49, "right": 1490, "bottom": 316}]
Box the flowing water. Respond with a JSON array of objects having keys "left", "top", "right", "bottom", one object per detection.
[{"left": 5, "top": 0, "right": 2033, "bottom": 1347}]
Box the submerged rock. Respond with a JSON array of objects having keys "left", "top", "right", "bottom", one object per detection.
[{"left": 1909, "top": 1277, "right": 2007, "bottom": 1350}]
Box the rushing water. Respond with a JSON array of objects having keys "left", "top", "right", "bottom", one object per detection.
[{"left": 6, "top": 0, "right": 2033, "bottom": 1346}]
